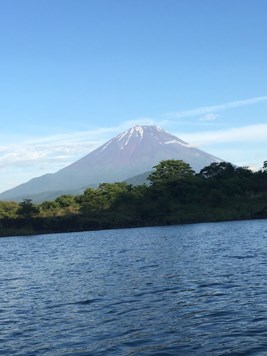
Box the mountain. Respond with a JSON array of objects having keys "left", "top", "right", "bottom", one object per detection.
[
  {"left": 0, "top": 125, "right": 222, "bottom": 202},
  {"left": 124, "top": 170, "right": 153, "bottom": 186}
]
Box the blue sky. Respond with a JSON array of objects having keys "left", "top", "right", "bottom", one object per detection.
[{"left": 1, "top": 0, "right": 267, "bottom": 192}]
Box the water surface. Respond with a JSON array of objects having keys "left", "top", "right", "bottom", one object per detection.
[{"left": 1, "top": 219, "right": 267, "bottom": 355}]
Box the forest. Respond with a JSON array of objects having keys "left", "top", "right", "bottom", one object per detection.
[{"left": 1, "top": 160, "right": 267, "bottom": 237}]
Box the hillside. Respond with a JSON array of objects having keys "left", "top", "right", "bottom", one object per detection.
[{"left": 0, "top": 125, "right": 222, "bottom": 202}]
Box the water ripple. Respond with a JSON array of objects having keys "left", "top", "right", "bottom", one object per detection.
[{"left": 1, "top": 220, "right": 267, "bottom": 354}]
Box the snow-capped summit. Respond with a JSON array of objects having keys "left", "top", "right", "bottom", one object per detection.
[
  {"left": 0, "top": 125, "right": 222, "bottom": 202},
  {"left": 103, "top": 125, "right": 192, "bottom": 152}
]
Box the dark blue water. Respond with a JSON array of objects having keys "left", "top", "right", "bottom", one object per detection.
[{"left": 1, "top": 220, "right": 267, "bottom": 355}]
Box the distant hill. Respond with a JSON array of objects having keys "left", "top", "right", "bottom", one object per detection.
[
  {"left": 124, "top": 171, "right": 152, "bottom": 186},
  {"left": 0, "top": 125, "right": 222, "bottom": 202}
]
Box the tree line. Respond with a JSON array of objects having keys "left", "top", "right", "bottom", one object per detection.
[{"left": 1, "top": 160, "right": 267, "bottom": 236}]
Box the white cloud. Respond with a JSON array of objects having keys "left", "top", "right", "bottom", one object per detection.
[
  {"left": 166, "top": 96, "right": 267, "bottom": 118},
  {"left": 199, "top": 113, "right": 218, "bottom": 121},
  {"left": 179, "top": 123, "right": 267, "bottom": 146},
  {"left": 0, "top": 118, "right": 157, "bottom": 171}
]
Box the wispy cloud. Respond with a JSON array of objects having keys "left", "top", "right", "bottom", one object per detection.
[
  {"left": 0, "top": 118, "right": 157, "bottom": 171},
  {"left": 179, "top": 123, "right": 267, "bottom": 146},
  {"left": 199, "top": 113, "right": 218, "bottom": 122},
  {"left": 166, "top": 96, "right": 267, "bottom": 118}
]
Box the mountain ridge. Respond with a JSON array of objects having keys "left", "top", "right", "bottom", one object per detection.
[{"left": 0, "top": 125, "right": 222, "bottom": 202}]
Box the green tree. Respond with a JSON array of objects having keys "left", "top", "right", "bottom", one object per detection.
[
  {"left": 39, "top": 200, "right": 61, "bottom": 217},
  {"left": 199, "top": 162, "right": 236, "bottom": 179},
  {"left": 0, "top": 201, "right": 19, "bottom": 219},
  {"left": 17, "top": 199, "right": 39, "bottom": 218},
  {"left": 78, "top": 187, "right": 99, "bottom": 213},
  {"left": 79, "top": 183, "right": 131, "bottom": 213},
  {"left": 235, "top": 166, "right": 253, "bottom": 178},
  {"left": 148, "top": 160, "right": 195, "bottom": 185},
  {"left": 97, "top": 182, "right": 130, "bottom": 208},
  {"left": 55, "top": 195, "right": 76, "bottom": 208}
]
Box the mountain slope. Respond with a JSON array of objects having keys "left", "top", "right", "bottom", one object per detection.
[
  {"left": 124, "top": 170, "right": 152, "bottom": 186},
  {"left": 0, "top": 125, "right": 222, "bottom": 201}
]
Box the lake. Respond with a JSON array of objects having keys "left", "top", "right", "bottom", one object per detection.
[{"left": 1, "top": 219, "right": 267, "bottom": 355}]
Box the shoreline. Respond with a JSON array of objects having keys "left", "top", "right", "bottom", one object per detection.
[{"left": 1, "top": 215, "right": 266, "bottom": 238}]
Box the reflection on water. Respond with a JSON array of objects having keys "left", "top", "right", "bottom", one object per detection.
[{"left": 1, "top": 219, "right": 267, "bottom": 354}]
